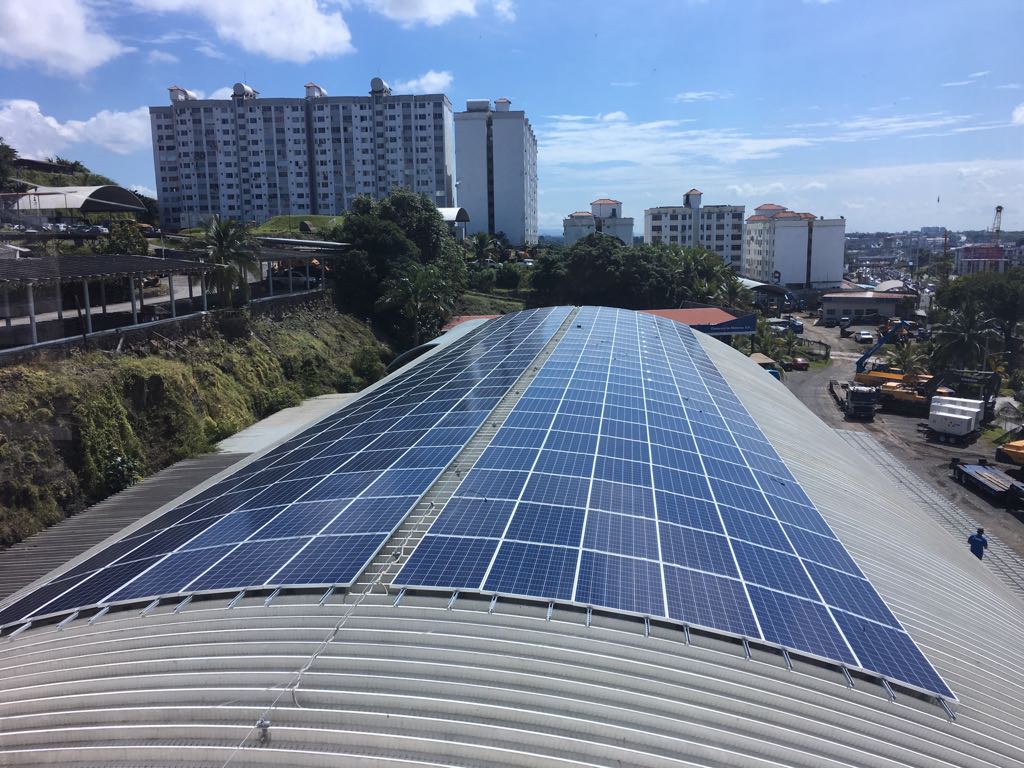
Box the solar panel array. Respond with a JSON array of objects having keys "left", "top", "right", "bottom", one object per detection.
[
  {"left": 0, "top": 307, "right": 571, "bottom": 628},
  {"left": 395, "top": 307, "right": 953, "bottom": 700}
]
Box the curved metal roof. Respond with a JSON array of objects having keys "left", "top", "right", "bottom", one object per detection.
[
  {"left": 1, "top": 308, "right": 1023, "bottom": 765},
  {"left": 12, "top": 184, "right": 145, "bottom": 213}
]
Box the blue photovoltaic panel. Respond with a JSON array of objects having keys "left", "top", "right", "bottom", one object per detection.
[
  {"left": 0, "top": 307, "right": 571, "bottom": 627},
  {"left": 394, "top": 306, "right": 954, "bottom": 700}
]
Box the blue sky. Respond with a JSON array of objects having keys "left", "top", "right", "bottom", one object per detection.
[{"left": 1, "top": 0, "right": 1021, "bottom": 233}]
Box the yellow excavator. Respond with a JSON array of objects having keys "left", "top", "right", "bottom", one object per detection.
[{"left": 853, "top": 320, "right": 934, "bottom": 389}]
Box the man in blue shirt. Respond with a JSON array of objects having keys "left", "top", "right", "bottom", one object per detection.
[{"left": 968, "top": 527, "right": 988, "bottom": 560}]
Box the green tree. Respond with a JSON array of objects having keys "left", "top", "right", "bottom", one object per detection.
[
  {"left": 883, "top": 342, "right": 927, "bottom": 378},
  {"left": 495, "top": 262, "right": 522, "bottom": 289},
  {"left": 0, "top": 137, "right": 16, "bottom": 193},
  {"left": 933, "top": 305, "right": 1000, "bottom": 369},
  {"left": 201, "top": 215, "right": 260, "bottom": 308},
  {"left": 715, "top": 276, "right": 754, "bottom": 310},
  {"left": 376, "top": 263, "right": 455, "bottom": 346},
  {"left": 470, "top": 231, "right": 496, "bottom": 266},
  {"left": 937, "top": 268, "right": 1024, "bottom": 368},
  {"left": 97, "top": 221, "right": 148, "bottom": 255},
  {"left": 130, "top": 189, "right": 160, "bottom": 225}
]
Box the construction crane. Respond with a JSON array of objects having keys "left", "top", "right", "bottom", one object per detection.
[{"left": 993, "top": 204, "right": 1003, "bottom": 245}]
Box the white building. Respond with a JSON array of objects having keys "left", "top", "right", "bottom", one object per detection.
[
  {"left": 562, "top": 198, "right": 634, "bottom": 246},
  {"left": 743, "top": 203, "right": 845, "bottom": 289},
  {"left": 455, "top": 98, "right": 538, "bottom": 245},
  {"left": 644, "top": 189, "right": 744, "bottom": 268},
  {"left": 150, "top": 79, "right": 456, "bottom": 230}
]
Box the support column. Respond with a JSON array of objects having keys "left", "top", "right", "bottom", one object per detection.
[
  {"left": 187, "top": 274, "right": 195, "bottom": 310},
  {"left": 168, "top": 273, "right": 176, "bottom": 318},
  {"left": 305, "top": 260, "right": 311, "bottom": 289},
  {"left": 3, "top": 287, "right": 11, "bottom": 329},
  {"left": 320, "top": 259, "right": 326, "bottom": 291},
  {"left": 55, "top": 281, "right": 63, "bottom": 322},
  {"left": 267, "top": 262, "right": 274, "bottom": 297},
  {"left": 129, "top": 276, "right": 138, "bottom": 325},
  {"left": 27, "top": 284, "right": 37, "bottom": 345},
  {"left": 99, "top": 281, "right": 107, "bottom": 316},
  {"left": 288, "top": 266, "right": 293, "bottom": 293},
  {"left": 82, "top": 280, "right": 92, "bottom": 335},
  {"left": 201, "top": 273, "right": 208, "bottom": 311}
]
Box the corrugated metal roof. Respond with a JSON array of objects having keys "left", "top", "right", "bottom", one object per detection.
[
  {"left": 1, "top": 316, "right": 1023, "bottom": 765},
  {"left": 0, "top": 254, "right": 218, "bottom": 285}
]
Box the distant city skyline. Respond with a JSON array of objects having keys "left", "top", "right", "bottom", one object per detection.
[{"left": 1, "top": 0, "right": 1021, "bottom": 233}]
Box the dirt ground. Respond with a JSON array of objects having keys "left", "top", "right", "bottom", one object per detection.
[{"left": 782, "top": 318, "right": 1024, "bottom": 561}]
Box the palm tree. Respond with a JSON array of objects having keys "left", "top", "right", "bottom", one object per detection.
[
  {"left": 470, "top": 232, "right": 496, "bottom": 266},
  {"left": 201, "top": 215, "right": 260, "bottom": 308},
  {"left": 934, "top": 305, "right": 1000, "bottom": 370},
  {"left": 376, "top": 264, "right": 454, "bottom": 346},
  {"left": 715, "top": 277, "right": 754, "bottom": 310},
  {"left": 882, "top": 341, "right": 927, "bottom": 378}
]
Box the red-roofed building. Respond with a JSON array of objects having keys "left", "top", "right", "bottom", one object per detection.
[
  {"left": 743, "top": 203, "right": 845, "bottom": 290},
  {"left": 564, "top": 198, "right": 634, "bottom": 246}
]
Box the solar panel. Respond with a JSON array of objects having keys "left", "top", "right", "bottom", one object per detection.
[
  {"left": 394, "top": 306, "right": 954, "bottom": 700},
  {"left": 0, "top": 306, "right": 571, "bottom": 627}
]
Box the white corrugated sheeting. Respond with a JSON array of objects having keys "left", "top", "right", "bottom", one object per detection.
[{"left": 0, "top": 328, "right": 1022, "bottom": 767}]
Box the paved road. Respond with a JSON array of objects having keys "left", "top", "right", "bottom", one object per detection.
[{"left": 785, "top": 318, "right": 1024, "bottom": 563}]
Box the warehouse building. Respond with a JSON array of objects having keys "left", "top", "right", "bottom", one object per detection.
[{"left": 1, "top": 306, "right": 1022, "bottom": 767}]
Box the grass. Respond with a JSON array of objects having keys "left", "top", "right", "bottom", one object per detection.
[
  {"left": 456, "top": 291, "right": 526, "bottom": 315},
  {"left": 0, "top": 300, "right": 387, "bottom": 548},
  {"left": 252, "top": 215, "right": 342, "bottom": 235}
]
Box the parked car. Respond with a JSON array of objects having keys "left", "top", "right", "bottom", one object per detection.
[
  {"left": 788, "top": 318, "right": 804, "bottom": 334},
  {"left": 853, "top": 330, "right": 874, "bottom": 344},
  {"left": 787, "top": 357, "right": 810, "bottom": 371},
  {"left": 822, "top": 317, "right": 838, "bottom": 328},
  {"left": 838, "top": 316, "right": 852, "bottom": 329},
  {"left": 520, "top": 259, "right": 535, "bottom": 267},
  {"left": 272, "top": 269, "right": 321, "bottom": 289}
]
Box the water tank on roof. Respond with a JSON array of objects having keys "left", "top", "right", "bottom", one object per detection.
[
  {"left": 494, "top": 97, "right": 511, "bottom": 111},
  {"left": 370, "top": 77, "right": 391, "bottom": 95},
  {"left": 466, "top": 99, "right": 491, "bottom": 112},
  {"left": 232, "top": 83, "right": 257, "bottom": 99}
]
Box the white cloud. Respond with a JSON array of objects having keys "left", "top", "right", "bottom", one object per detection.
[
  {"left": 600, "top": 111, "right": 628, "bottom": 122},
  {"left": 365, "top": 0, "right": 477, "bottom": 26},
  {"left": 0, "top": 0, "right": 127, "bottom": 76},
  {"left": 133, "top": 0, "right": 353, "bottom": 62},
  {"left": 209, "top": 86, "right": 234, "bottom": 100},
  {"left": 941, "top": 80, "right": 973, "bottom": 87},
  {"left": 0, "top": 99, "right": 151, "bottom": 159},
  {"left": 492, "top": 0, "right": 515, "bottom": 21},
  {"left": 610, "top": 81, "right": 639, "bottom": 88},
  {"left": 1013, "top": 104, "right": 1024, "bottom": 126},
  {"left": 968, "top": 70, "right": 990, "bottom": 78},
  {"left": 672, "top": 90, "right": 732, "bottom": 103},
  {"left": 996, "top": 83, "right": 1022, "bottom": 90},
  {"left": 196, "top": 43, "right": 226, "bottom": 60},
  {"left": 130, "top": 184, "right": 157, "bottom": 198},
  {"left": 147, "top": 50, "right": 179, "bottom": 64},
  {"left": 393, "top": 70, "right": 454, "bottom": 93},
  {"left": 726, "top": 182, "right": 787, "bottom": 197},
  {"left": 802, "top": 181, "right": 827, "bottom": 191}
]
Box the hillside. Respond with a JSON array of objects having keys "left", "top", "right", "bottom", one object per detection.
[{"left": 0, "top": 300, "right": 388, "bottom": 547}]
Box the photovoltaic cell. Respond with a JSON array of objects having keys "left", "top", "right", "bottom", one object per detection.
[
  {"left": 0, "top": 307, "right": 570, "bottom": 625},
  {"left": 394, "top": 306, "right": 954, "bottom": 700}
]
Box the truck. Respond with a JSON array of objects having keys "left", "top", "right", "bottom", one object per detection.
[
  {"left": 950, "top": 457, "right": 1024, "bottom": 508},
  {"left": 829, "top": 379, "right": 879, "bottom": 420}
]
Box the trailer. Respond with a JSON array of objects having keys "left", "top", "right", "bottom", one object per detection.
[
  {"left": 828, "top": 379, "right": 878, "bottom": 420},
  {"left": 949, "top": 458, "right": 1024, "bottom": 508}
]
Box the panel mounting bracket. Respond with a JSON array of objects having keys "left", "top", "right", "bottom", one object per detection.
[
  {"left": 682, "top": 624, "right": 690, "bottom": 645},
  {"left": 173, "top": 596, "right": 192, "bottom": 614},
  {"left": 643, "top": 616, "right": 651, "bottom": 637},
  {"left": 742, "top": 638, "right": 751, "bottom": 660},
  {"left": 881, "top": 678, "right": 896, "bottom": 703},
  {"left": 392, "top": 588, "right": 406, "bottom": 607},
  {"left": 141, "top": 598, "right": 160, "bottom": 617},
  {"left": 263, "top": 588, "right": 281, "bottom": 608},
  {"left": 488, "top": 594, "right": 498, "bottom": 614},
  {"left": 57, "top": 611, "right": 79, "bottom": 630},
  {"left": 781, "top": 647, "right": 793, "bottom": 672},
  {"left": 228, "top": 590, "right": 246, "bottom": 609},
  {"left": 446, "top": 591, "right": 460, "bottom": 610},
  {"left": 841, "top": 666, "right": 854, "bottom": 688},
  {"left": 88, "top": 607, "right": 109, "bottom": 625},
  {"left": 546, "top": 602, "right": 554, "bottom": 622},
  {"left": 320, "top": 586, "right": 335, "bottom": 606},
  {"left": 6, "top": 622, "right": 31, "bottom": 641},
  {"left": 585, "top": 606, "right": 592, "bottom": 627},
  {"left": 939, "top": 698, "right": 957, "bottom": 722}
]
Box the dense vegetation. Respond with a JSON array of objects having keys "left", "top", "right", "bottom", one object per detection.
[{"left": 0, "top": 301, "right": 388, "bottom": 547}]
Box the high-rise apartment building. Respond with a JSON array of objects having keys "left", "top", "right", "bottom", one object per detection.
[
  {"left": 643, "top": 189, "right": 745, "bottom": 269},
  {"left": 150, "top": 79, "right": 455, "bottom": 230},
  {"left": 742, "top": 203, "right": 845, "bottom": 288},
  {"left": 454, "top": 98, "right": 538, "bottom": 245}
]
